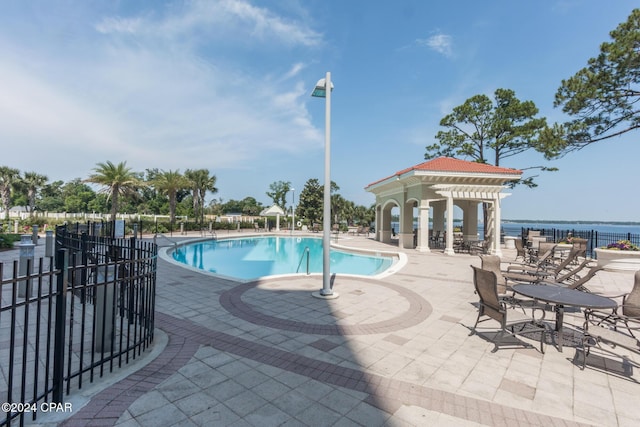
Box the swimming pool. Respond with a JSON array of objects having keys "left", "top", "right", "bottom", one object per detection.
[{"left": 171, "top": 236, "right": 395, "bottom": 280}]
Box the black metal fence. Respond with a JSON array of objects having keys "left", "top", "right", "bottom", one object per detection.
[
  {"left": 0, "top": 225, "right": 156, "bottom": 426},
  {"left": 518, "top": 227, "right": 640, "bottom": 258}
]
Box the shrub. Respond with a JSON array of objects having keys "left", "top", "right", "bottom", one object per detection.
[{"left": 0, "top": 234, "right": 21, "bottom": 250}]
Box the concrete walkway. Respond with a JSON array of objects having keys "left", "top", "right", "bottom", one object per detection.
[{"left": 4, "top": 231, "right": 638, "bottom": 426}]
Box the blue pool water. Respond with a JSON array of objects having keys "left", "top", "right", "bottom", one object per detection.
[{"left": 172, "top": 236, "right": 393, "bottom": 280}]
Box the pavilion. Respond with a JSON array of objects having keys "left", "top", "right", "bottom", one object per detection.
[
  {"left": 364, "top": 157, "right": 522, "bottom": 256},
  {"left": 260, "top": 204, "right": 285, "bottom": 231}
]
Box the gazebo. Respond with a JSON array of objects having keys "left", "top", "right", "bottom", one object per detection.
[
  {"left": 260, "top": 204, "right": 286, "bottom": 231},
  {"left": 364, "top": 157, "right": 522, "bottom": 256}
]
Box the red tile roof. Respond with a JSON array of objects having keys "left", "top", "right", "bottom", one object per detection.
[{"left": 366, "top": 157, "right": 522, "bottom": 188}]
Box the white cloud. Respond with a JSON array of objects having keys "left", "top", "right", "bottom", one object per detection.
[
  {"left": 283, "top": 63, "right": 306, "bottom": 80},
  {"left": 95, "top": 17, "right": 143, "bottom": 35},
  {"left": 96, "top": 0, "right": 322, "bottom": 47},
  {"left": 417, "top": 33, "right": 453, "bottom": 57},
  {"left": 0, "top": 1, "right": 324, "bottom": 181}
]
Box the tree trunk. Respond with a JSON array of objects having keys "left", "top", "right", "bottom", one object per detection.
[
  {"left": 29, "top": 192, "right": 36, "bottom": 217},
  {"left": 169, "top": 192, "right": 177, "bottom": 224},
  {"left": 1, "top": 190, "right": 10, "bottom": 220},
  {"left": 110, "top": 192, "right": 119, "bottom": 221}
]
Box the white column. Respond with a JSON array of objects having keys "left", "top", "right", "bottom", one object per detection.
[
  {"left": 444, "top": 195, "right": 455, "bottom": 255},
  {"left": 493, "top": 196, "right": 502, "bottom": 257},
  {"left": 416, "top": 200, "right": 430, "bottom": 252},
  {"left": 380, "top": 206, "right": 392, "bottom": 244},
  {"left": 400, "top": 200, "right": 414, "bottom": 249},
  {"left": 462, "top": 201, "right": 479, "bottom": 241},
  {"left": 375, "top": 205, "right": 381, "bottom": 241}
]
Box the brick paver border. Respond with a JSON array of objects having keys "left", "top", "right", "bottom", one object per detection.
[
  {"left": 219, "top": 277, "right": 433, "bottom": 335},
  {"left": 65, "top": 310, "right": 592, "bottom": 427},
  {"left": 159, "top": 312, "right": 592, "bottom": 427},
  {"left": 60, "top": 333, "right": 199, "bottom": 427}
]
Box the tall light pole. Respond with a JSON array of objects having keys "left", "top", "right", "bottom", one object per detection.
[
  {"left": 311, "top": 72, "right": 337, "bottom": 299},
  {"left": 290, "top": 187, "right": 295, "bottom": 236}
]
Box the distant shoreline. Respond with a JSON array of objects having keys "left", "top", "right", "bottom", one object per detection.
[{"left": 503, "top": 220, "right": 640, "bottom": 226}]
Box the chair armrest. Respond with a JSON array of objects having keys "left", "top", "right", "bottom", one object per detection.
[
  {"left": 501, "top": 260, "right": 529, "bottom": 268},
  {"left": 505, "top": 264, "right": 532, "bottom": 271},
  {"left": 585, "top": 324, "right": 640, "bottom": 354},
  {"left": 585, "top": 307, "right": 640, "bottom": 330},
  {"left": 590, "top": 292, "right": 628, "bottom": 299}
]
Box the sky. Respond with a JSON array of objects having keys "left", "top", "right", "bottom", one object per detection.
[{"left": 1, "top": 0, "right": 639, "bottom": 222}]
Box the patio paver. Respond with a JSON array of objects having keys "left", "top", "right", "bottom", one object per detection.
[{"left": 3, "top": 231, "right": 637, "bottom": 426}]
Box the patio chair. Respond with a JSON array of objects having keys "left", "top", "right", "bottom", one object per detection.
[
  {"left": 552, "top": 264, "right": 603, "bottom": 291},
  {"left": 468, "top": 240, "right": 489, "bottom": 255},
  {"left": 527, "top": 230, "right": 541, "bottom": 240},
  {"left": 580, "top": 311, "right": 640, "bottom": 371},
  {"left": 587, "top": 270, "right": 640, "bottom": 337},
  {"left": 480, "top": 255, "right": 543, "bottom": 292},
  {"left": 580, "top": 273, "right": 640, "bottom": 370},
  {"left": 571, "top": 237, "right": 588, "bottom": 259},
  {"left": 503, "top": 245, "right": 557, "bottom": 278},
  {"left": 453, "top": 232, "right": 466, "bottom": 253},
  {"left": 429, "top": 230, "right": 442, "bottom": 248},
  {"left": 514, "top": 238, "right": 527, "bottom": 262},
  {"left": 536, "top": 242, "right": 557, "bottom": 263},
  {"left": 621, "top": 270, "right": 640, "bottom": 322},
  {"left": 508, "top": 247, "right": 583, "bottom": 281},
  {"left": 469, "top": 266, "right": 546, "bottom": 353}
]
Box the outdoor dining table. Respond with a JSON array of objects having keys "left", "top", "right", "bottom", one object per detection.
[{"left": 511, "top": 284, "right": 617, "bottom": 352}]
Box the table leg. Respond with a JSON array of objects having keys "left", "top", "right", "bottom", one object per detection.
[{"left": 555, "top": 304, "right": 565, "bottom": 352}]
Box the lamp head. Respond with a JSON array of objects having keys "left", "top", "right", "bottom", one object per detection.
[{"left": 311, "top": 78, "right": 334, "bottom": 98}]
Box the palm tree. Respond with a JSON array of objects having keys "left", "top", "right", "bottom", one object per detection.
[
  {"left": 85, "top": 161, "right": 141, "bottom": 220},
  {"left": 22, "top": 172, "right": 48, "bottom": 217},
  {"left": 0, "top": 166, "right": 20, "bottom": 220},
  {"left": 185, "top": 169, "right": 218, "bottom": 226},
  {"left": 331, "top": 193, "right": 347, "bottom": 225},
  {"left": 198, "top": 172, "right": 217, "bottom": 224},
  {"left": 153, "top": 170, "right": 188, "bottom": 224}
]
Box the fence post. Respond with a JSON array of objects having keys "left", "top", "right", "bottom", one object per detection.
[
  {"left": 128, "top": 236, "right": 137, "bottom": 323},
  {"left": 18, "top": 235, "right": 35, "bottom": 298},
  {"left": 79, "top": 232, "right": 89, "bottom": 302},
  {"left": 45, "top": 229, "right": 54, "bottom": 257},
  {"left": 95, "top": 264, "right": 115, "bottom": 353},
  {"left": 32, "top": 224, "right": 39, "bottom": 245},
  {"left": 53, "top": 249, "right": 68, "bottom": 403}
]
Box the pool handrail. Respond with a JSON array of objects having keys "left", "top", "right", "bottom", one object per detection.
[{"left": 296, "top": 246, "right": 310, "bottom": 275}]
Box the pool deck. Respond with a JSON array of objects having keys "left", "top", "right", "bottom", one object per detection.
[{"left": 5, "top": 231, "right": 640, "bottom": 426}]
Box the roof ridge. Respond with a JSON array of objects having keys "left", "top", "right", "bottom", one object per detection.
[{"left": 365, "top": 157, "right": 522, "bottom": 188}]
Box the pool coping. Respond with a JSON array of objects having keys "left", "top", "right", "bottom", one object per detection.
[{"left": 158, "top": 234, "right": 406, "bottom": 283}]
